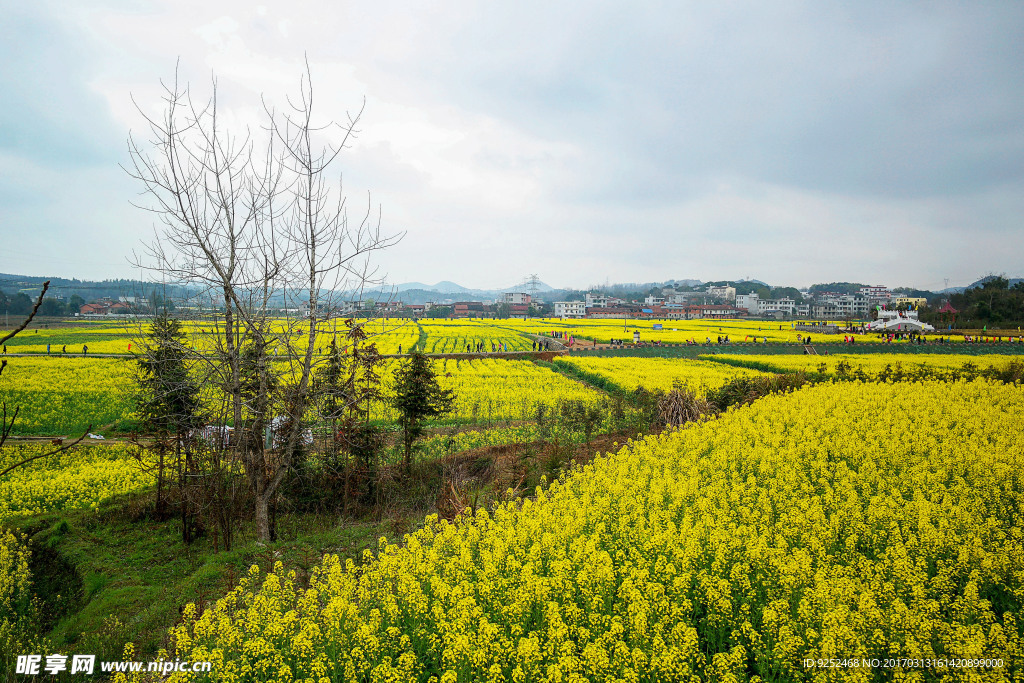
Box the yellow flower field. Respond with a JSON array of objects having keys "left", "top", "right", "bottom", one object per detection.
[
  {"left": 1, "top": 323, "right": 138, "bottom": 354},
  {"left": 0, "top": 444, "right": 154, "bottom": 522},
  {"left": 371, "top": 358, "right": 607, "bottom": 423},
  {"left": 0, "top": 357, "right": 137, "bottom": 435},
  {"left": 501, "top": 317, "right": 988, "bottom": 346},
  {"left": 704, "top": 353, "right": 1024, "bottom": 377},
  {"left": 156, "top": 379, "right": 1024, "bottom": 682},
  {"left": 0, "top": 528, "right": 34, "bottom": 670},
  {"left": 414, "top": 320, "right": 535, "bottom": 354},
  {"left": 554, "top": 356, "right": 764, "bottom": 396},
  {"left": 0, "top": 353, "right": 606, "bottom": 434}
]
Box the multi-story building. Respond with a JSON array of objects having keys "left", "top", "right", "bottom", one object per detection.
[
  {"left": 758, "top": 298, "right": 796, "bottom": 315},
  {"left": 706, "top": 285, "right": 736, "bottom": 301},
  {"left": 453, "top": 301, "right": 489, "bottom": 317},
  {"left": 502, "top": 292, "right": 532, "bottom": 305},
  {"left": 585, "top": 293, "right": 608, "bottom": 308},
  {"left": 813, "top": 294, "right": 870, "bottom": 319},
  {"left": 644, "top": 296, "right": 665, "bottom": 306},
  {"left": 687, "top": 304, "right": 739, "bottom": 319},
  {"left": 736, "top": 293, "right": 759, "bottom": 313},
  {"left": 553, "top": 301, "right": 587, "bottom": 318},
  {"left": 667, "top": 291, "right": 703, "bottom": 305},
  {"left": 659, "top": 304, "right": 689, "bottom": 319},
  {"left": 859, "top": 285, "right": 892, "bottom": 301}
]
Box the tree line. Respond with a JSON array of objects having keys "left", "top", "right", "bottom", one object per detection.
[{"left": 923, "top": 277, "right": 1024, "bottom": 326}]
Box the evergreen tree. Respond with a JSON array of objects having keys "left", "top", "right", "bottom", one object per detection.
[
  {"left": 312, "top": 320, "right": 386, "bottom": 510},
  {"left": 393, "top": 351, "right": 455, "bottom": 472},
  {"left": 135, "top": 313, "right": 204, "bottom": 534}
]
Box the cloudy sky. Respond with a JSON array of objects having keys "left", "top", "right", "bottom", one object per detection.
[{"left": 2, "top": 0, "right": 1022, "bottom": 290}]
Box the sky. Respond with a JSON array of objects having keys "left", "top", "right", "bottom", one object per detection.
[{"left": 1, "top": 0, "right": 1022, "bottom": 291}]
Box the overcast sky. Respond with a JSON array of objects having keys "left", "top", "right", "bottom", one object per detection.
[{"left": 2, "top": 0, "right": 1022, "bottom": 290}]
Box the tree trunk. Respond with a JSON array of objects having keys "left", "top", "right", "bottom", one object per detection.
[
  {"left": 155, "top": 445, "right": 166, "bottom": 519},
  {"left": 254, "top": 491, "right": 271, "bottom": 543}
]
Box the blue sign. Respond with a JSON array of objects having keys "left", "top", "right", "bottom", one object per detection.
[{"left": 653, "top": 323, "right": 663, "bottom": 330}]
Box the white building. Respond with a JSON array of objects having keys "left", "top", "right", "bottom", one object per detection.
[
  {"left": 706, "top": 285, "right": 736, "bottom": 301},
  {"left": 644, "top": 296, "right": 665, "bottom": 306},
  {"left": 736, "top": 293, "right": 759, "bottom": 313},
  {"left": 758, "top": 298, "right": 796, "bottom": 315},
  {"left": 667, "top": 291, "right": 703, "bottom": 304},
  {"left": 553, "top": 301, "right": 587, "bottom": 318},
  {"left": 502, "top": 292, "right": 532, "bottom": 305},
  {"left": 813, "top": 294, "right": 870, "bottom": 319},
  {"left": 585, "top": 293, "right": 608, "bottom": 308},
  {"left": 859, "top": 285, "right": 892, "bottom": 301}
]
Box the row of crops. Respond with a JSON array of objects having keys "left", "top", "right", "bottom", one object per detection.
[
  {"left": 0, "top": 356, "right": 611, "bottom": 435},
  {"left": 702, "top": 352, "right": 1024, "bottom": 378},
  {"left": 7, "top": 320, "right": 1024, "bottom": 357},
  {"left": 5, "top": 350, "right": 1024, "bottom": 436}
]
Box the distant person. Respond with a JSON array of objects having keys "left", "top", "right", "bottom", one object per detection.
[
  {"left": 47, "top": 344, "right": 51, "bottom": 354},
  {"left": 62, "top": 345, "right": 66, "bottom": 354},
  {"left": 398, "top": 344, "right": 402, "bottom": 354},
  {"left": 83, "top": 344, "right": 88, "bottom": 355}
]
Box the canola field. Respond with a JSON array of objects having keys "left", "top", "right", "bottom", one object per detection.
[
  {"left": 0, "top": 355, "right": 604, "bottom": 435},
  {"left": 370, "top": 358, "right": 607, "bottom": 424},
  {"left": 0, "top": 444, "right": 153, "bottom": 523},
  {"left": 501, "top": 318, "right": 872, "bottom": 346},
  {"left": 0, "top": 323, "right": 137, "bottom": 355},
  {"left": 0, "top": 357, "right": 137, "bottom": 435},
  {"left": 704, "top": 353, "right": 1024, "bottom": 377},
  {"left": 554, "top": 356, "right": 763, "bottom": 396},
  {"left": 157, "top": 379, "right": 1024, "bottom": 682},
  {"left": 416, "top": 320, "right": 536, "bottom": 354},
  {"left": 9, "top": 319, "right": 1024, "bottom": 358}
]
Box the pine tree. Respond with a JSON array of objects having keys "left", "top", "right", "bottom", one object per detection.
[
  {"left": 392, "top": 351, "right": 454, "bottom": 473},
  {"left": 135, "top": 313, "right": 203, "bottom": 533}
]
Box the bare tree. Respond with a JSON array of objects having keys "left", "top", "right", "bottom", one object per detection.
[{"left": 125, "top": 60, "right": 402, "bottom": 542}]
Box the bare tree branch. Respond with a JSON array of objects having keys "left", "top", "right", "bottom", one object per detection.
[{"left": 0, "top": 426, "right": 93, "bottom": 479}]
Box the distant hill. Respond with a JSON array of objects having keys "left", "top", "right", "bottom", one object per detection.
[
  {"left": 0, "top": 273, "right": 188, "bottom": 302},
  {"left": 938, "top": 276, "right": 1024, "bottom": 295},
  {"left": 965, "top": 276, "right": 1023, "bottom": 290}
]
